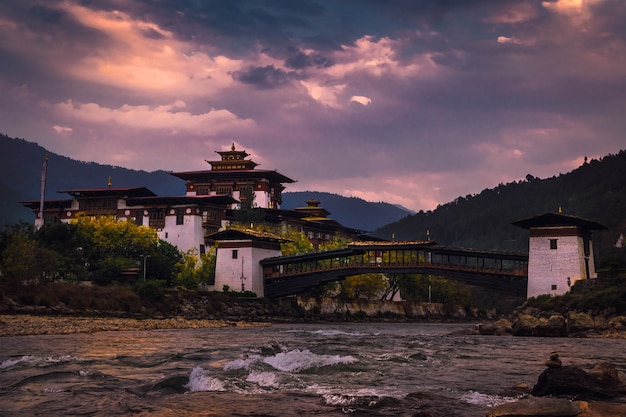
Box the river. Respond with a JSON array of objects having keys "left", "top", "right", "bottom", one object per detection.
[{"left": 1, "top": 322, "right": 625, "bottom": 416}]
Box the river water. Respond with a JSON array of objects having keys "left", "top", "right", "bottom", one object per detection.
[{"left": 1, "top": 322, "right": 625, "bottom": 416}]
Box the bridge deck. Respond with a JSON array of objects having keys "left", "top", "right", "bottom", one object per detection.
[{"left": 260, "top": 242, "right": 528, "bottom": 298}]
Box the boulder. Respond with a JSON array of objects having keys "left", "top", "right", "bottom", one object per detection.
[
  {"left": 588, "top": 362, "right": 626, "bottom": 394},
  {"left": 512, "top": 314, "right": 541, "bottom": 336},
  {"left": 575, "top": 400, "right": 626, "bottom": 417},
  {"left": 567, "top": 312, "right": 596, "bottom": 334},
  {"left": 608, "top": 315, "right": 626, "bottom": 331},
  {"left": 512, "top": 314, "right": 567, "bottom": 337},
  {"left": 495, "top": 318, "right": 513, "bottom": 335},
  {"left": 531, "top": 366, "right": 625, "bottom": 400},
  {"left": 486, "top": 397, "right": 580, "bottom": 417}
]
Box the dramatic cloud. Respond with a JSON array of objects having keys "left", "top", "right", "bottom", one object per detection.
[{"left": 1, "top": 0, "right": 625, "bottom": 212}]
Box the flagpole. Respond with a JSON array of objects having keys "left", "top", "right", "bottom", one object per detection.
[{"left": 35, "top": 154, "right": 48, "bottom": 229}]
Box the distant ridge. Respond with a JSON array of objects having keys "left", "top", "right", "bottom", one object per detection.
[
  {"left": 281, "top": 191, "right": 413, "bottom": 231},
  {"left": 0, "top": 134, "right": 411, "bottom": 231}
]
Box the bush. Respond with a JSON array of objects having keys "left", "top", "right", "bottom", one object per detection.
[{"left": 134, "top": 279, "right": 166, "bottom": 302}]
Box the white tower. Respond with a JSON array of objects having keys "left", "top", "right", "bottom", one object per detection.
[
  {"left": 208, "top": 229, "right": 285, "bottom": 297},
  {"left": 513, "top": 212, "right": 606, "bottom": 298}
]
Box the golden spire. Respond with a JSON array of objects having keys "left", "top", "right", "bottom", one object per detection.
[
  {"left": 231, "top": 142, "right": 236, "bottom": 151},
  {"left": 108, "top": 176, "right": 112, "bottom": 187}
]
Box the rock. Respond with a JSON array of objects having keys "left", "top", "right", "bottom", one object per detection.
[
  {"left": 494, "top": 318, "right": 513, "bottom": 335},
  {"left": 512, "top": 314, "right": 541, "bottom": 336},
  {"left": 608, "top": 315, "right": 626, "bottom": 331},
  {"left": 477, "top": 322, "right": 496, "bottom": 335},
  {"left": 588, "top": 362, "right": 626, "bottom": 394},
  {"left": 567, "top": 312, "right": 597, "bottom": 334},
  {"left": 575, "top": 400, "right": 626, "bottom": 417},
  {"left": 545, "top": 351, "right": 562, "bottom": 368},
  {"left": 512, "top": 314, "right": 567, "bottom": 337},
  {"left": 531, "top": 366, "right": 624, "bottom": 400},
  {"left": 487, "top": 397, "right": 580, "bottom": 417}
]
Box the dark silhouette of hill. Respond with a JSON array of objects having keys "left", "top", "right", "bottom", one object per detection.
[
  {"left": 0, "top": 134, "right": 410, "bottom": 230},
  {"left": 0, "top": 134, "right": 184, "bottom": 227},
  {"left": 372, "top": 151, "right": 626, "bottom": 258},
  {"left": 281, "top": 191, "right": 413, "bottom": 231}
]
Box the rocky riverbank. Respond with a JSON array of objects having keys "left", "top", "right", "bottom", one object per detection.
[
  {"left": 473, "top": 308, "right": 626, "bottom": 338},
  {"left": 0, "top": 314, "right": 269, "bottom": 337},
  {"left": 487, "top": 353, "right": 626, "bottom": 417}
]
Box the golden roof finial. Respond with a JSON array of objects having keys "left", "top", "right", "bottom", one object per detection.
[
  {"left": 558, "top": 206, "right": 562, "bottom": 213},
  {"left": 108, "top": 176, "right": 112, "bottom": 187},
  {"left": 231, "top": 142, "right": 236, "bottom": 151}
]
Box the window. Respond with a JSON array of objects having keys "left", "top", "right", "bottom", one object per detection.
[
  {"left": 551, "top": 284, "right": 557, "bottom": 291},
  {"left": 549, "top": 239, "right": 558, "bottom": 250},
  {"left": 176, "top": 211, "right": 184, "bottom": 225},
  {"left": 232, "top": 250, "right": 238, "bottom": 259},
  {"left": 195, "top": 186, "right": 209, "bottom": 195}
]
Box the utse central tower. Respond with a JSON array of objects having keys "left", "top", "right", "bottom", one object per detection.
[{"left": 171, "top": 143, "right": 295, "bottom": 210}]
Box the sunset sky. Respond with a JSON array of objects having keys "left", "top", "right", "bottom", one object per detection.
[{"left": 1, "top": 0, "right": 624, "bottom": 211}]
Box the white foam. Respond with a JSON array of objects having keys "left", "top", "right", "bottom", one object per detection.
[
  {"left": 185, "top": 366, "right": 226, "bottom": 392},
  {"left": 246, "top": 371, "right": 279, "bottom": 388},
  {"left": 0, "top": 357, "right": 29, "bottom": 370},
  {"left": 263, "top": 349, "right": 357, "bottom": 372},
  {"left": 460, "top": 391, "right": 518, "bottom": 407},
  {"left": 0, "top": 355, "right": 79, "bottom": 370},
  {"left": 223, "top": 355, "right": 261, "bottom": 371}
]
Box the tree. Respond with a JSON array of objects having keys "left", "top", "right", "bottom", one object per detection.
[
  {"left": 175, "top": 249, "right": 200, "bottom": 289},
  {"left": 35, "top": 222, "right": 88, "bottom": 281},
  {"left": 399, "top": 274, "right": 471, "bottom": 305},
  {"left": 341, "top": 274, "right": 386, "bottom": 301},
  {"left": 232, "top": 185, "right": 266, "bottom": 227},
  {"left": 280, "top": 229, "right": 315, "bottom": 255},
  {"left": 70, "top": 215, "right": 178, "bottom": 285},
  {"left": 174, "top": 247, "right": 217, "bottom": 289}
]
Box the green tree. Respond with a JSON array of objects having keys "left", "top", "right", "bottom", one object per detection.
[
  {"left": 175, "top": 249, "right": 200, "bottom": 289},
  {"left": 232, "top": 185, "right": 266, "bottom": 227},
  {"left": 70, "top": 215, "right": 178, "bottom": 285},
  {"left": 35, "top": 222, "right": 88, "bottom": 281},
  {"left": 399, "top": 274, "right": 471, "bottom": 305},
  {"left": 341, "top": 273, "right": 386, "bottom": 301},
  {"left": 197, "top": 246, "right": 217, "bottom": 286},
  {"left": 280, "top": 229, "right": 315, "bottom": 255}
]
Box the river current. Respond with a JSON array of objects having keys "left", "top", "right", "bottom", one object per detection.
[{"left": 1, "top": 322, "right": 625, "bottom": 416}]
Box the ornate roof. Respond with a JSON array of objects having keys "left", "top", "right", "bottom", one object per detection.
[
  {"left": 206, "top": 228, "right": 289, "bottom": 243},
  {"left": 57, "top": 186, "right": 157, "bottom": 198},
  {"left": 170, "top": 169, "right": 295, "bottom": 184}
]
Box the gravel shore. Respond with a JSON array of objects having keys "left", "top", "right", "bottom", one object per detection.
[{"left": 0, "top": 314, "right": 270, "bottom": 337}]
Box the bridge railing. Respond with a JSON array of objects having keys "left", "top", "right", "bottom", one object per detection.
[{"left": 263, "top": 254, "right": 527, "bottom": 281}]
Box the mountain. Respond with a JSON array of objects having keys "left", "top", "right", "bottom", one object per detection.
[
  {"left": 0, "top": 134, "right": 409, "bottom": 230},
  {"left": 281, "top": 191, "right": 413, "bottom": 231},
  {"left": 0, "top": 134, "right": 185, "bottom": 227},
  {"left": 372, "top": 151, "right": 626, "bottom": 259}
]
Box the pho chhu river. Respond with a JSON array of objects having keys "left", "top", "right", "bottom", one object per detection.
[{"left": 1, "top": 322, "right": 625, "bottom": 416}]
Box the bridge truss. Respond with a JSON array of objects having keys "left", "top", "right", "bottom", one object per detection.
[{"left": 260, "top": 242, "right": 528, "bottom": 298}]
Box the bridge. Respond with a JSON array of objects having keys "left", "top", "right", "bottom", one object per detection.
[{"left": 260, "top": 241, "right": 528, "bottom": 298}]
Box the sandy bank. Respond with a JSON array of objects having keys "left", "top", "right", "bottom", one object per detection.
[{"left": 0, "top": 314, "right": 270, "bottom": 337}]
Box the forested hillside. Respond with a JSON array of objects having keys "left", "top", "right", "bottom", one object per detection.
[{"left": 372, "top": 151, "right": 626, "bottom": 259}]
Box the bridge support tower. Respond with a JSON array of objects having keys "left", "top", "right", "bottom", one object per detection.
[{"left": 513, "top": 212, "right": 606, "bottom": 298}]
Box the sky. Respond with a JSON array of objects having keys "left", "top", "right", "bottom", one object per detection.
[{"left": 1, "top": 0, "right": 625, "bottom": 212}]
